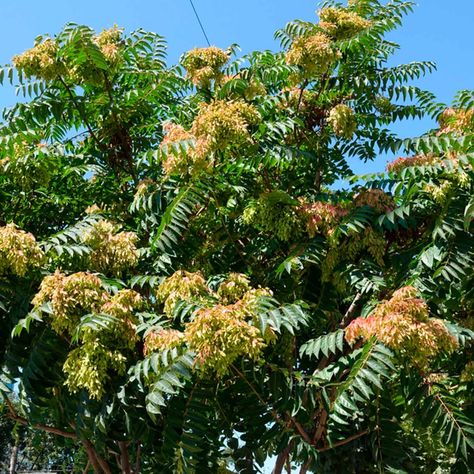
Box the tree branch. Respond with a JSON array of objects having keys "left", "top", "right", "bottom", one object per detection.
[
  {"left": 273, "top": 441, "right": 293, "bottom": 474},
  {"left": 117, "top": 441, "right": 131, "bottom": 474},
  {"left": 316, "top": 430, "right": 368, "bottom": 452},
  {"left": 340, "top": 292, "right": 362, "bottom": 328},
  {"left": 58, "top": 76, "right": 103, "bottom": 149},
  {"left": 4, "top": 395, "right": 77, "bottom": 439}
]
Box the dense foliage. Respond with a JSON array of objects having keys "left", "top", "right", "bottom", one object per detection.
[{"left": 0, "top": 1, "right": 473, "bottom": 472}]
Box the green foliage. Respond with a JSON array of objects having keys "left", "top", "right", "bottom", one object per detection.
[{"left": 0, "top": 1, "right": 473, "bottom": 472}]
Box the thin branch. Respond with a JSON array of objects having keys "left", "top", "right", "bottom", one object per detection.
[
  {"left": 4, "top": 395, "right": 77, "bottom": 439},
  {"left": 316, "top": 430, "right": 368, "bottom": 452},
  {"left": 57, "top": 76, "right": 103, "bottom": 149},
  {"left": 340, "top": 292, "right": 362, "bottom": 328},
  {"left": 117, "top": 441, "right": 131, "bottom": 474},
  {"left": 134, "top": 442, "right": 141, "bottom": 474},
  {"left": 230, "top": 364, "right": 267, "bottom": 406},
  {"left": 299, "top": 459, "right": 311, "bottom": 474}
]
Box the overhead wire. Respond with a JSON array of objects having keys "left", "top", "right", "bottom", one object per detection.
[{"left": 187, "top": 0, "right": 211, "bottom": 46}]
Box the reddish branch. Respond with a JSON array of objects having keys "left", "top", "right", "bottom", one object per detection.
[
  {"left": 117, "top": 441, "right": 131, "bottom": 474},
  {"left": 317, "top": 430, "right": 368, "bottom": 452},
  {"left": 4, "top": 395, "right": 77, "bottom": 439}
]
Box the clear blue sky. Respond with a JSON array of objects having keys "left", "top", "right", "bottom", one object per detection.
[{"left": 0, "top": 0, "right": 473, "bottom": 174}]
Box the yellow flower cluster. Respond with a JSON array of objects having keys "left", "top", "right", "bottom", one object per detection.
[
  {"left": 63, "top": 340, "right": 127, "bottom": 399},
  {"left": 12, "top": 38, "right": 65, "bottom": 81},
  {"left": 185, "top": 303, "right": 265, "bottom": 376},
  {"left": 93, "top": 25, "right": 123, "bottom": 62},
  {"left": 217, "top": 272, "right": 251, "bottom": 304},
  {"left": 328, "top": 104, "right": 357, "bottom": 139},
  {"left": 143, "top": 328, "right": 185, "bottom": 356},
  {"left": 182, "top": 46, "right": 229, "bottom": 87},
  {"left": 0, "top": 224, "right": 44, "bottom": 277},
  {"left": 299, "top": 201, "right": 348, "bottom": 238},
  {"left": 243, "top": 191, "right": 303, "bottom": 242},
  {"left": 82, "top": 220, "right": 138, "bottom": 276},
  {"left": 286, "top": 33, "right": 340, "bottom": 77},
  {"left": 191, "top": 100, "right": 260, "bottom": 153},
  {"left": 353, "top": 189, "right": 395, "bottom": 213},
  {"left": 32, "top": 271, "right": 106, "bottom": 334},
  {"left": 345, "top": 286, "right": 458, "bottom": 369},
  {"left": 156, "top": 270, "right": 210, "bottom": 316},
  {"left": 318, "top": 7, "right": 372, "bottom": 40},
  {"left": 437, "top": 108, "right": 474, "bottom": 135},
  {"left": 160, "top": 123, "right": 210, "bottom": 176}
]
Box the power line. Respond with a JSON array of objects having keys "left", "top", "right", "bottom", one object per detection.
[{"left": 188, "top": 0, "right": 211, "bottom": 46}]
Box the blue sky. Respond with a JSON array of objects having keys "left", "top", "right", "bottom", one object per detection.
[{"left": 0, "top": 0, "right": 473, "bottom": 174}]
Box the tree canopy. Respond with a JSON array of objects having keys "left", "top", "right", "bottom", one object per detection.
[{"left": 0, "top": 1, "right": 473, "bottom": 472}]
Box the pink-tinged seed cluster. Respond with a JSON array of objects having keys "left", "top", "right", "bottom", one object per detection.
[{"left": 345, "top": 286, "right": 458, "bottom": 369}]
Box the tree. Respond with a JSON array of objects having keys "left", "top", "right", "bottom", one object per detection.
[{"left": 0, "top": 1, "right": 473, "bottom": 472}]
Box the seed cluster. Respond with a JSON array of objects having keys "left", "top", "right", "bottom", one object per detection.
[
  {"left": 160, "top": 123, "right": 210, "bottom": 176},
  {"left": 217, "top": 272, "right": 251, "bottom": 304},
  {"left": 437, "top": 108, "right": 474, "bottom": 135},
  {"left": 318, "top": 7, "right": 372, "bottom": 40},
  {"left": 160, "top": 100, "right": 259, "bottom": 176},
  {"left": 12, "top": 38, "right": 65, "bottom": 81},
  {"left": 191, "top": 100, "right": 260, "bottom": 153},
  {"left": 387, "top": 154, "right": 437, "bottom": 172},
  {"left": 33, "top": 271, "right": 142, "bottom": 398},
  {"left": 82, "top": 220, "right": 138, "bottom": 276},
  {"left": 243, "top": 191, "right": 304, "bottom": 242},
  {"left": 182, "top": 46, "right": 229, "bottom": 87},
  {"left": 32, "top": 271, "right": 107, "bottom": 334},
  {"left": 345, "top": 286, "right": 458, "bottom": 369},
  {"left": 155, "top": 270, "right": 210, "bottom": 317},
  {"left": 144, "top": 329, "right": 185, "bottom": 356},
  {"left": 13, "top": 26, "right": 124, "bottom": 84},
  {"left": 0, "top": 224, "right": 44, "bottom": 277},
  {"left": 148, "top": 271, "right": 273, "bottom": 375},
  {"left": 299, "top": 201, "right": 348, "bottom": 238},
  {"left": 93, "top": 26, "right": 123, "bottom": 63},
  {"left": 353, "top": 189, "right": 395, "bottom": 213},
  {"left": 62, "top": 286, "right": 141, "bottom": 399},
  {"left": 286, "top": 33, "right": 340, "bottom": 77},
  {"left": 185, "top": 303, "right": 265, "bottom": 376},
  {"left": 0, "top": 142, "right": 53, "bottom": 190},
  {"left": 328, "top": 104, "right": 357, "bottom": 139}
]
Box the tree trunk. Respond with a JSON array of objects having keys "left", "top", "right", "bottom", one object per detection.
[
  {"left": 273, "top": 442, "right": 293, "bottom": 474},
  {"left": 118, "top": 441, "right": 131, "bottom": 474},
  {"left": 8, "top": 444, "right": 18, "bottom": 474}
]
